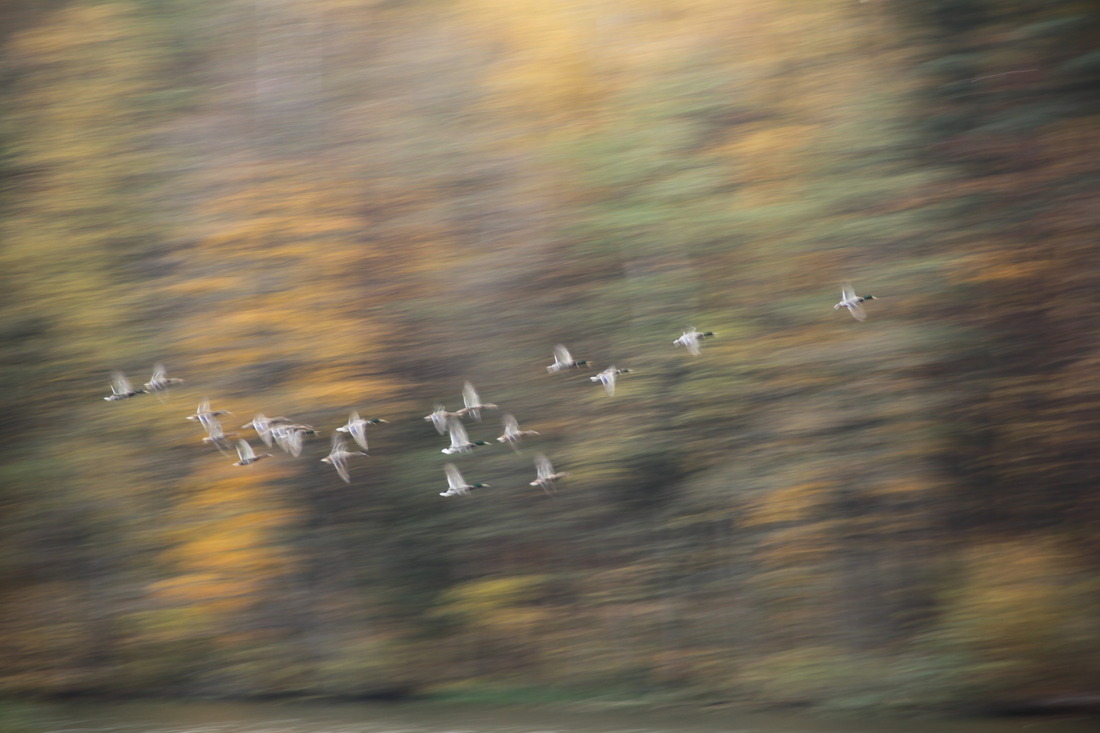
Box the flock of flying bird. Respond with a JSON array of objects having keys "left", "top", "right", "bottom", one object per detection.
[{"left": 104, "top": 285, "right": 877, "bottom": 495}]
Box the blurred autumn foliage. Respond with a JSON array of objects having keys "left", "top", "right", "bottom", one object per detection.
[{"left": 1, "top": 0, "right": 1099, "bottom": 712}]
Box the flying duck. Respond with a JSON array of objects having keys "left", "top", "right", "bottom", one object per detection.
[
  {"left": 142, "top": 363, "right": 185, "bottom": 395},
  {"left": 833, "top": 283, "right": 878, "bottom": 321},
  {"left": 442, "top": 417, "right": 492, "bottom": 455},
  {"left": 590, "top": 366, "right": 632, "bottom": 396},
  {"left": 336, "top": 410, "right": 388, "bottom": 451},
  {"left": 233, "top": 439, "right": 272, "bottom": 466},
  {"left": 673, "top": 328, "right": 715, "bottom": 356},
  {"left": 104, "top": 371, "right": 145, "bottom": 401},
  {"left": 497, "top": 413, "right": 540, "bottom": 450},
  {"left": 458, "top": 381, "right": 498, "bottom": 422},
  {"left": 440, "top": 462, "right": 489, "bottom": 497},
  {"left": 321, "top": 434, "right": 366, "bottom": 483},
  {"left": 547, "top": 344, "right": 589, "bottom": 373},
  {"left": 530, "top": 453, "right": 570, "bottom": 495}
]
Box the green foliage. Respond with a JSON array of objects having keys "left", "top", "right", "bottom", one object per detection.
[{"left": 0, "top": 701, "right": 49, "bottom": 733}]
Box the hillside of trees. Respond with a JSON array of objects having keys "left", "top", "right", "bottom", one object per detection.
[{"left": 2, "top": 0, "right": 1098, "bottom": 712}]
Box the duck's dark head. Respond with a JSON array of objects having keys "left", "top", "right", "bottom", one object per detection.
[
  {"left": 701, "top": 331, "right": 715, "bottom": 337},
  {"left": 472, "top": 482, "right": 490, "bottom": 489},
  {"left": 575, "top": 360, "right": 589, "bottom": 367},
  {"left": 862, "top": 295, "right": 877, "bottom": 301}
]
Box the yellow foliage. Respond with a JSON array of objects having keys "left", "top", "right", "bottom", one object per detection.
[
  {"left": 754, "top": 523, "right": 839, "bottom": 569},
  {"left": 281, "top": 376, "right": 404, "bottom": 408},
  {"left": 870, "top": 478, "right": 933, "bottom": 496},
  {"left": 148, "top": 573, "right": 256, "bottom": 607},
  {"left": 430, "top": 575, "right": 549, "bottom": 622},
  {"left": 459, "top": 0, "right": 606, "bottom": 120},
  {"left": 165, "top": 276, "right": 251, "bottom": 296},
  {"left": 948, "top": 540, "right": 1084, "bottom": 641},
  {"left": 741, "top": 482, "right": 830, "bottom": 527},
  {"left": 148, "top": 458, "right": 300, "bottom": 626},
  {"left": 720, "top": 125, "right": 817, "bottom": 183}
]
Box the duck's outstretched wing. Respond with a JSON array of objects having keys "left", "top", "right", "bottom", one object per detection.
[
  {"left": 329, "top": 455, "right": 351, "bottom": 483},
  {"left": 236, "top": 439, "right": 256, "bottom": 462},
  {"left": 549, "top": 344, "right": 575, "bottom": 371},
  {"left": 350, "top": 426, "right": 368, "bottom": 451},
  {"left": 498, "top": 414, "right": 523, "bottom": 451},
  {"left": 444, "top": 462, "right": 465, "bottom": 490},
  {"left": 274, "top": 428, "right": 304, "bottom": 457},
  {"left": 601, "top": 368, "right": 617, "bottom": 396},
  {"left": 322, "top": 435, "right": 351, "bottom": 482},
  {"left": 461, "top": 382, "right": 483, "bottom": 420},
  {"left": 111, "top": 371, "right": 133, "bottom": 395},
  {"left": 341, "top": 411, "right": 369, "bottom": 450},
  {"left": 448, "top": 418, "right": 470, "bottom": 445},
  {"left": 534, "top": 453, "right": 554, "bottom": 481},
  {"left": 676, "top": 332, "right": 702, "bottom": 356},
  {"left": 203, "top": 416, "right": 225, "bottom": 438},
  {"left": 187, "top": 398, "right": 209, "bottom": 424},
  {"left": 426, "top": 405, "right": 449, "bottom": 434}
]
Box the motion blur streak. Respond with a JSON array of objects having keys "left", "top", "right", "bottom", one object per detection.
[{"left": 1, "top": 0, "right": 1098, "bottom": 716}]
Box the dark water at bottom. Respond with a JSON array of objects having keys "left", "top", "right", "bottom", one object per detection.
[{"left": 12, "top": 700, "right": 1099, "bottom": 733}]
